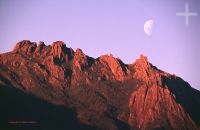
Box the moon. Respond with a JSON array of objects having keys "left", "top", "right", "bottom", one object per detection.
[{"left": 144, "top": 20, "right": 154, "bottom": 36}]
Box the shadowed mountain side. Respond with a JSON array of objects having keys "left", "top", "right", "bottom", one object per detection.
[
  {"left": 162, "top": 76, "right": 200, "bottom": 126},
  {"left": 0, "top": 85, "right": 94, "bottom": 130}
]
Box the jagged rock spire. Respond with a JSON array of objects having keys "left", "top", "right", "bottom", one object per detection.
[{"left": 13, "top": 40, "right": 37, "bottom": 54}]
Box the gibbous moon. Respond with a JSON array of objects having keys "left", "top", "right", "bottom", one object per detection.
[{"left": 144, "top": 20, "right": 154, "bottom": 36}]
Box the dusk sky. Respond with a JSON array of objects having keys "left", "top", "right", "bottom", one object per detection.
[{"left": 0, "top": 0, "right": 199, "bottom": 90}]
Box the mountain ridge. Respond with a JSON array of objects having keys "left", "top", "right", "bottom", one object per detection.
[{"left": 0, "top": 40, "right": 200, "bottom": 130}]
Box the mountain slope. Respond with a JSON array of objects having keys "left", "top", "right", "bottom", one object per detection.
[{"left": 0, "top": 40, "right": 200, "bottom": 130}]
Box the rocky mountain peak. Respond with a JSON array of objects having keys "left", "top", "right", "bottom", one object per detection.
[
  {"left": 73, "top": 48, "right": 88, "bottom": 70},
  {"left": 13, "top": 40, "right": 74, "bottom": 62},
  {"left": 99, "top": 54, "right": 127, "bottom": 81},
  {"left": 132, "top": 54, "right": 163, "bottom": 86},
  {"left": 133, "top": 55, "right": 151, "bottom": 79},
  {"left": 74, "top": 48, "right": 85, "bottom": 56},
  {"left": 134, "top": 54, "right": 150, "bottom": 70},
  {"left": 51, "top": 41, "right": 68, "bottom": 61},
  {"left": 34, "top": 41, "right": 47, "bottom": 53},
  {"left": 13, "top": 40, "right": 37, "bottom": 54}
]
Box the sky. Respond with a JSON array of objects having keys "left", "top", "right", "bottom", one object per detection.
[{"left": 0, "top": 0, "right": 199, "bottom": 90}]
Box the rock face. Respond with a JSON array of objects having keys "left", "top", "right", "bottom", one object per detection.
[
  {"left": 129, "top": 85, "right": 197, "bottom": 130},
  {"left": 99, "top": 55, "right": 128, "bottom": 81},
  {"left": 0, "top": 41, "right": 200, "bottom": 130},
  {"left": 73, "top": 48, "right": 88, "bottom": 71}
]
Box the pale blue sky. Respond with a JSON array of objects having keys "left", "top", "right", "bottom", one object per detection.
[{"left": 0, "top": 0, "right": 199, "bottom": 90}]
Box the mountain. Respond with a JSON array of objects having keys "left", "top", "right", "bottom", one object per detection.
[{"left": 0, "top": 40, "right": 200, "bottom": 130}]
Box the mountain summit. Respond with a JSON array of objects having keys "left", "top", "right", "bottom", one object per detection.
[{"left": 0, "top": 40, "right": 200, "bottom": 130}]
